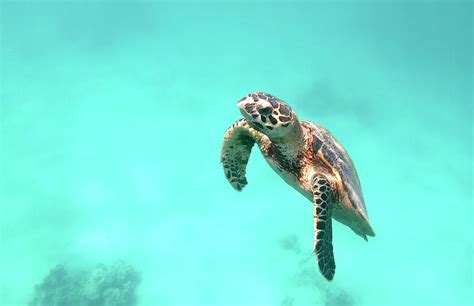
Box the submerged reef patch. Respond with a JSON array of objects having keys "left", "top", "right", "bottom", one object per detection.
[
  {"left": 279, "top": 234, "right": 301, "bottom": 254},
  {"left": 30, "top": 261, "right": 140, "bottom": 306},
  {"left": 279, "top": 234, "right": 354, "bottom": 306},
  {"left": 280, "top": 296, "right": 295, "bottom": 306}
]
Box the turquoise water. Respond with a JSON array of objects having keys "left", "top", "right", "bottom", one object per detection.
[{"left": 1, "top": 1, "right": 472, "bottom": 305}]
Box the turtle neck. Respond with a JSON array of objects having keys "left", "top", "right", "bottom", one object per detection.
[{"left": 270, "top": 121, "right": 306, "bottom": 169}]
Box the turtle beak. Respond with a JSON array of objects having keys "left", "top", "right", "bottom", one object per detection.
[
  {"left": 237, "top": 99, "right": 251, "bottom": 119},
  {"left": 237, "top": 100, "right": 247, "bottom": 111}
]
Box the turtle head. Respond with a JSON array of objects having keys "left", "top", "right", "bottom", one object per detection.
[{"left": 237, "top": 91, "right": 299, "bottom": 138}]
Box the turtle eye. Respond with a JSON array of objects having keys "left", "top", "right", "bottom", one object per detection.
[{"left": 257, "top": 106, "right": 272, "bottom": 116}]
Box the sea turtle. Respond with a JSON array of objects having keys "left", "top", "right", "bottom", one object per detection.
[{"left": 220, "top": 91, "right": 375, "bottom": 281}]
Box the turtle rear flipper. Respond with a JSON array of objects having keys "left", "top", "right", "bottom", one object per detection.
[
  {"left": 311, "top": 174, "right": 336, "bottom": 281},
  {"left": 220, "top": 119, "right": 258, "bottom": 191}
]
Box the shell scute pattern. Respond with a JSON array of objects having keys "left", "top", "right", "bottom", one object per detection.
[
  {"left": 311, "top": 136, "right": 324, "bottom": 156},
  {"left": 306, "top": 122, "right": 366, "bottom": 213},
  {"left": 222, "top": 92, "right": 375, "bottom": 281}
]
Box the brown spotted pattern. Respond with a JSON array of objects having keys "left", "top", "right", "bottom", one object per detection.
[
  {"left": 237, "top": 92, "right": 294, "bottom": 133},
  {"left": 303, "top": 121, "right": 372, "bottom": 228},
  {"left": 220, "top": 119, "right": 263, "bottom": 191},
  {"left": 222, "top": 92, "right": 375, "bottom": 281},
  {"left": 311, "top": 174, "right": 336, "bottom": 281}
]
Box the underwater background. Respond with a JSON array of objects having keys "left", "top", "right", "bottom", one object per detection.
[{"left": 0, "top": 1, "right": 472, "bottom": 305}]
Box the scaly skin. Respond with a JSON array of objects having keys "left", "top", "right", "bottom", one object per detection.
[{"left": 221, "top": 91, "right": 375, "bottom": 280}]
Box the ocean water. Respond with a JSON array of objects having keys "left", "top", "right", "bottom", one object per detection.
[{"left": 0, "top": 1, "right": 472, "bottom": 305}]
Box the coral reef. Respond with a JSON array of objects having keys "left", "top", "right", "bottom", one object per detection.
[
  {"left": 325, "top": 288, "right": 353, "bottom": 306},
  {"left": 279, "top": 234, "right": 354, "bottom": 306},
  {"left": 279, "top": 234, "right": 301, "bottom": 254},
  {"left": 280, "top": 296, "right": 295, "bottom": 306},
  {"left": 30, "top": 261, "right": 140, "bottom": 306}
]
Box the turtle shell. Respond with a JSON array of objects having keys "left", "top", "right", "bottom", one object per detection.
[{"left": 303, "top": 121, "right": 375, "bottom": 238}]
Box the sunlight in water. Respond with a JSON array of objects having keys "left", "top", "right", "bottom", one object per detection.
[{"left": 1, "top": 1, "right": 472, "bottom": 306}]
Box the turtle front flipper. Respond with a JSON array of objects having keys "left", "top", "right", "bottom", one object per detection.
[
  {"left": 220, "top": 119, "right": 262, "bottom": 191},
  {"left": 311, "top": 174, "right": 336, "bottom": 280}
]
